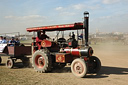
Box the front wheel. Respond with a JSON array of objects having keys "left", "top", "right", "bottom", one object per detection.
[
  {"left": 88, "top": 56, "right": 101, "bottom": 73},
  {"left": 71, "top": 58, "right": 87, "bottom": 78}
]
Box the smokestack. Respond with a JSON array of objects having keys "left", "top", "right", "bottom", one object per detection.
[{"left": 83, "top": 11, "right": 89, "bottom": 46}]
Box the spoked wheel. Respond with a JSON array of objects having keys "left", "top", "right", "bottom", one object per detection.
[
  {"left": 0, "top": 57, "right": 2, "bottom": 64},
  {"left": 88, "top": 56, "right": 101, "bottom": 73},
  {"left": 71, "top": 58, "right": 87, "bottom": 78},
  {"left": 6, "top": 58, "right": 15, "bottom": 68},
  {"left": 32, "top": 50, "right": 52, "bottom": 73}
]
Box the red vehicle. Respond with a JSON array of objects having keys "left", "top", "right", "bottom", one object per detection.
[{"left": 26, "top": 11, "right": 101, "bottom": 78}]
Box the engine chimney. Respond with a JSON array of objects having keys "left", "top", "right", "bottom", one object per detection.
[{"left": 83, "top": 11, "right": 89, "bottom": 46}]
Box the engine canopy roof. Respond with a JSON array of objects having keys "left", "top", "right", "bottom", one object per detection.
[{"left": 26, "top": 22, "right": 83, "bottom": 32}]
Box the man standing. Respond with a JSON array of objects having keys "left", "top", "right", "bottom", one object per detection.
[{"left": 72, "top": 32, "right": 75, "bottom": 39}]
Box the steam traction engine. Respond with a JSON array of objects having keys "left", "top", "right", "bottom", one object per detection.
[{"left": 26, "top": 11, "right": 101, "bottom": 78}]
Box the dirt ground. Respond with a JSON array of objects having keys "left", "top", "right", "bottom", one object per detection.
[{"left": 0, "top": 42, "right": 128, "bottom": 85}]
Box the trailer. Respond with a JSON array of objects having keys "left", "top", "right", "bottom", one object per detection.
[
  {"left": 0, "top": 44, "right": 31, "bottom": 68},
  {"left": 26, "top": 11, "right": 101, "bottom": 78}
]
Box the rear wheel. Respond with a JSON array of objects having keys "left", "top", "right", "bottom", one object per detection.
[
  {"left": 0, "top": 57, "right": 2, "bottom": 64},
  {"left": 88, "top": 56, "right": 101, "bottom": 73},
  {"left": 6, "top": 58, "right": 15, "bottom": 68},
  {"left": 71, "top": 58, "right": 87, "bottom": 78},
  {"left": 22, "top": 57, "right": 30, "bottom": 67},
  {"left": 32, "top": 50, "right": 52, "bottom": 73}
]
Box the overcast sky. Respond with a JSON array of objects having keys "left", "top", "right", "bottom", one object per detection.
[{"left": 0, "top": 0, "right": 128, "bottom": 34}]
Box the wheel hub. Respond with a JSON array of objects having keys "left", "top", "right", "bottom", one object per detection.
[
  {"left": 74, "top": 62, "right": 83, "bottom": 74},
  {"left": 35, "top": 55, "right": 45, "bottom": 68},
  {"left": 38, "top": 57, "right": 44, "bottom": 66},
  {"left": 8, "top": 60, "right": 12, "bottom": 66}
]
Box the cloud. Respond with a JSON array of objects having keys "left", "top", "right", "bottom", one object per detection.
[
  {"left": 4, "top": 15, "right": 46, "bottom": 20},
  {"left": 72, "top": 4, "right": 101, "bottom": 10},
  {"left": 59, "top": 12, "right": 76, "bottom": 16},
  {"left": 102, "top": 0, "right": 120, "bottom": 4},
  {"left": 4, "top": 16, "right": 14, "bottom": 19},
  {"left": 88, "top": 5, "right": 101, "bottom": 10},
  {"left": 2, "top": 15, "right": 53, "bottom": 34},
  {"left": 55, "top": 7, "right": 63, "bottom": 11},
  {"left": 72, "top": 4, "right": 85, "bottom": 10},
  {"left": 99, "top": 16, "right": 111, "bottom": 19},
  {"left": 90, "top": 13, "right": 128, "bottom": 33},
  {"left": 55, "top": 6, "right": 77, "bottom": 17}
]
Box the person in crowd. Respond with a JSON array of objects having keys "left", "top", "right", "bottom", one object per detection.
[
  {"left": 0, "top": 36, "right": 7, "bottom": 44},
  {"left": 78, "top": 33, "right": 83, "bottom": 40},
  {"left": 9, "top": 37, "right": 16, "bottom": 46},
  {"left": 0, "top": 36, "right": 3, "bottom": 44},
  {"left": 2, "top": 37, "right": 7, "bottom": 43},
  {"left": 9, "top": 37, "right": 16, "bottom": 43},
  {"left": 15, "top": 38, "right": 20, "bottom": 45}
]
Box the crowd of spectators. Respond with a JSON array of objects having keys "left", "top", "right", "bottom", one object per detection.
[{"left": 0, "top": 36, "right": 20, "bottom": 46}]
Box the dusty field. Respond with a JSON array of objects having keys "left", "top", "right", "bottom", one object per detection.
[{"left": 0, "top": 42, "right": 128, "bottom": 85}]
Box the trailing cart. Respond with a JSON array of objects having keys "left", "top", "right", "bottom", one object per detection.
[{"left": 0, "top": 43, "right": 31, "bottom": 68}]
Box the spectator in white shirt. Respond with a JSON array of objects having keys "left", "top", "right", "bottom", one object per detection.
[{"left": 2, "top": 37, "right": 7, "bottom": 43}]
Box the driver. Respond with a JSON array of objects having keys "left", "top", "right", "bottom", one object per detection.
[{"left": 39, "top": 30, "right": 50, "bottom": 40}]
